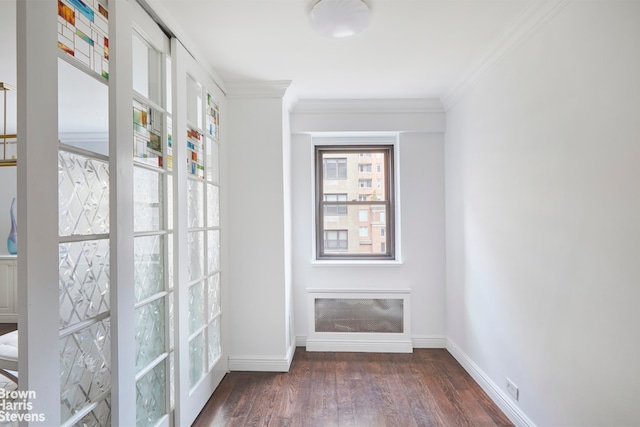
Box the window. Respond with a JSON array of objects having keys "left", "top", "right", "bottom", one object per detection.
[
  {"left": 324, "top": 230, "right": 348, "bottom": 251},
  {"left": 316, "top": 144, "right": 395, "bottom": 260},
  {"left": 323, "top": 158, "right": 347, "bottom": 179},
  {"left": 324, "top": 194, "right": 347, "bottom": 215}
]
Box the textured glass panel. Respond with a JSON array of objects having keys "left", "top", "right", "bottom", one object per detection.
[
  {"left": 168, "top": 292, "right": 174, "bottom": 350},
  {"left": 314, "top": 298, "right": 403, "bottom": 333},
  {"left": 208, "top": 141, "right": 219, "bottom": 184},
  {"left": 170, "top": 352, "right": 175, "bottom": 410},
  {"left": 208, "top": 273, "right": 221, "bottom": 321},
  {"left": 59, "top": 240, "right": 110, "bottom": 329},
  {"left": 167, "top": 174, "right": 173, "bottom": 230},
  {"left": 207, "top": 184, "right": 219, "bottom": 228},
  {"left": 188, "top": 231, "right": 204, "bottom": 282},
  {"left": 207, "top": 230, "right": 220, "bottom": 274},
  {"left": 136, "top": 361, "right": 166, "bottom": 427},
  {"left": 73, "top": 397, "right": 111, "bottom": 427},
  {"left": 135, "top": 298, "right": 165, "bottom": 372},
  {"left": 167, "top": 233, "right": 174, "bottom": 290},
  {"left": 133, "top": 166, "right": 163, "bottom": 232},
  {"left": 189, "top": 282, "right": 205, "bottom": 335},
  {"left": 187, "top": 178, "right": 204, "bottom": 228},
  {"left": 60, "top": 319, "right": 111, "bottom": 423},
  {"left": 189, "top": 333, "right": 204, "bottom": 388},
  {"left": 208, "top": 317, "right": 222, "bottom": 369},
  {"left": 58, "top": 150, "right": 109, "bottom": 236},
  {"left": 134, "top": 235, "right": 164, "bottom": 302}
]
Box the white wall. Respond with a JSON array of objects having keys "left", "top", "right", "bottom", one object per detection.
[
  {"left": 0, "top": 0, "right": 17, "bottom": 255},
  {"left": 227, "top": 88, "right": 293, "bottom": 370},
  {"left": 445, "top": 1, "right": 640, "bottom": 426},
  {"left": 291, "top": 102, "right": 446, "bottom": 346}
]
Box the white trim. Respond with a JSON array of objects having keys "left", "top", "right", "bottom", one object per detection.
[
  {"left": 307, "top": 288, "right": 410, "bottom": 294},
  {"left": 293, "top": 99, "right": 444, "bottom": 114},
  {"left": 225, "top": 80, "right": 292, "bottom": 99},
  {"left": 412, "top": 335, "right": 446, "bottom": 348},
  {"left": 306, "top": 339, "right": 413, "bottom": 353},
  {"left": 446, "top": 339, "right": 536, "bottom": 427},
  {"left": 441, "top": 0, "right": 572, "bottom": 110},
  {"left": 229, "top": 350, "right": 294, "bottom": 372},
  {"left": 295, "top": 335, "right": 307, "bottom": 347}
]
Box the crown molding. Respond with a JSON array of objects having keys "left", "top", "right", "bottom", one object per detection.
[
  {"left": 293, "top": 98, "right": 444, "bottom": 114},
  {"left": 225, "top": 80, "right": 292, "bottom": 99},
  {"left": 441, "top": 0, "right": 572, "bottom": 111}
]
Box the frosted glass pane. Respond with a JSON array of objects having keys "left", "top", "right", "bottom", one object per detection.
[
  {"left": 208, "top": 273, "right": 221, "bottom": 321},
  {"left": 207, "top": 230, "right": 220, "bottom": 274},
  {"left": 170, "top": 352, "right": 175, "bottom": 410},
  {"left": 75, "top": 397, "right": 111, "bottom": 427},
  {"left": 208, "top": 141, "right": 219, "bottom": 184},
  {"left": 168, "top": 292, "right": 174, "bottom": 350},
  {"left": 167, "top": 233, "right": 174, "bottom": 290},
  {"left": 188, "top": 231, "right": 204, "bottom": 282},
  {"left": 188, "top": 179, "right": 204, "bottom": 228},
  {"left": 58, "top": 150, "right": 109, "bottom": 236},
  {"left": 189, "top": 333, "right": 204, "bottom": 388},
  {"left": 136, "top": 361, "right": 166, "bottom": 427},
  {"left": 60, "top": 319, "right": 111, "bottom": 424},
  {"left": 208, "top": 317, "right": 222, "bottom": 369},
  {"left": 167, "top": 174, "right": 173, "bottom": 230},
  {"left": 135, "top": 298, "right": 165, "bottom": 372},
  {"left": 132, "top": 35, "right": 149, "bottom": 98},
  {"left": 134, "top": 235, "right": 164, "bottom": 302},
  {"left": 189, "top": 282, "right": 205, "bottom": 335},
  {"left": 133, "top": 166, "right": 163, "bottom": 232},
  {"left": 59, "top": 240, "right": 110, "bottom": 329},
  {"left": 207, "top": 184, "right": 219, "bottom": 228}
]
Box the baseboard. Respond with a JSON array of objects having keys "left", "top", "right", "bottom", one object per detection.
[
  {"left": 446, "top": 339, "right": 536, "bottom": 427},
  {"left": 229, "top": 349, "right": 294, "bottom": 372},
  {"left": 412, "top": 335, "right": 447, "bottom": 348},
  {"left": 306, "top": 339, "right": 413, "bottom": 353},
  {"left": 295, "top": 335, "right": 307, "bottom": 347}
]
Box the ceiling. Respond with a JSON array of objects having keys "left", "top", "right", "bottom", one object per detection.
[{"left": 148, "top": 0, "right": 533, "bottom": 100}]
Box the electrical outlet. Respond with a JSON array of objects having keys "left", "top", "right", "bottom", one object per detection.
[{"left": 506, "top": 378, "right": 519, "bottom": 401}]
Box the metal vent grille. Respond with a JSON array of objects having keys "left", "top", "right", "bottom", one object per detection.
[{"left": 314, "top": 298, "right": 403, "bottom": 333}]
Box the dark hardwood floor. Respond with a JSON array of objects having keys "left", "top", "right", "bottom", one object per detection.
[{"left": 193, "top": 348, "right": 514, "bottom": 427}]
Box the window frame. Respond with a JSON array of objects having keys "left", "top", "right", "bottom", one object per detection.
[{"left": 315, "top": 144, "right": 396, "bottom": 261}]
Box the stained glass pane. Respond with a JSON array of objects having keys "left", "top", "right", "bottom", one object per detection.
[
  {"left": 74, "top": 397, "right": 111, "bottom": 427},
  {"left": 187, "top": 128, "right": 204, "bottom": 178},
  {"left": 58, "top": 150, "right": 109, "bottom": 236},
  {"left": 208, "top": 317, "right": 222, "bottom": 369},
  {"left": 59, "top": 240, "right": 110, "bottom": 329},
  {"left": 188, "top": 178, "right": 204, "bottom": 228},
  {"left": 188, "top": 231, "right": 204, "bottom": 282},
  {"left": 133, "top": 100, "right": 164, "bottom": 168},
  {"left": 136, "top": 362, "right": 166, "bottom": 427},
  {"left": 134, "top": 235, "right": 164, "bottom": 302},
  {"left": 57, "top": 0, "right": 110, "bottom": 79},
  {"left": 189, "top": 332, "right": 204, "bottom": 388},
  {"left": 207, "top": 230, "right": 220, "bottom": 274},
  {"left": 133, "top": 166, "right": 163, "bottom": 232},
  {"left": 208, "top": 273, "right": 221, "bottom": 321},
  {"left": 207, "top": 184, "right": 219, "bottom": 228},
  {"left": 135, "top": 298, "right": 165, "bottom": 372},
  {"left": 189, "top": 282, "right": 204, "bottom": 335},
  {"left": 60, "top": 318, "right": 111, "bottom": 423}
]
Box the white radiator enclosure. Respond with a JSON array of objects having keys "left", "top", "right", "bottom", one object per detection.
[{"left": 306, "top": 289, "right": 412, "bottom": 353}]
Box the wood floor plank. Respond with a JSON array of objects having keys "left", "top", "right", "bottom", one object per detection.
[{"left": 192, "top": 348, "right": 514, "bottom": 427}]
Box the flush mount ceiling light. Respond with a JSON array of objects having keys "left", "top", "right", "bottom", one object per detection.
[{"left": 310, "top": 0, "right": 372, "bottom": 39}]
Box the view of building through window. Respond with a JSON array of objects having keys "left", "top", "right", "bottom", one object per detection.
[{"left": 316, "top": 145, "right": 394, "bottom": 259}]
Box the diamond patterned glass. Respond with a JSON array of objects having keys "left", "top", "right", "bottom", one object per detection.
[
  {"left": 58, "top": 150, "right": 109, "bottom": 236},
  {"left": 207, "top": 230, "right": 220, "bottom": 274},
  {"left": 208, "top": 317, "right": 222, "bottom": 369},
  {"left": 208, "top": 273, "right": 221, "bottom": 321},
  {"left": 134, "top": 235, "right": 164, "bottom": 303},
  {"left": 60, "top": 318, "right": 111, "bottom": 424},
  {"left": 188, "top": 231, "right": 204, "bottom": 282},
  {"left": 135, "top": 297, "right": 166, "bottom": 372},
  {"left": 75, "top": 397, "right": 111, "bottom": 427},
  {"left": 59, "top": 239, "right": 110, "bottom": 329},
  {"left": 189, "top": 332, "right": 204, "bottom": 388},
  {"left": 188, "top": 178, "right": 204, "bottom": 229},
  {"left": 133, "top": 166, "right": 163, "bottom": 232},
  {"left": 207, "top": 184, "right": 219, "bottom": 228},
  {"left": 136, "top": 361, "right": 166, "bottom": 427},
  {"left": 189, "top": 282, "right": 204, "bottom": 335}
]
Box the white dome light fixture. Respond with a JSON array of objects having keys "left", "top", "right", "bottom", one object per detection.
[{"left": 310, "top": 0, "right": 372, "bottom": 39}]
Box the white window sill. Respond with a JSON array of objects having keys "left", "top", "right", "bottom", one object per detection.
[{"left": 311, "top": 259, "right": 404, "bottom": 268}]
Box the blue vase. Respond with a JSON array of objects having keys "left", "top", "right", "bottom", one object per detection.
[{"left": 7, "top": 197, "right": 16, "bottom": 255}]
